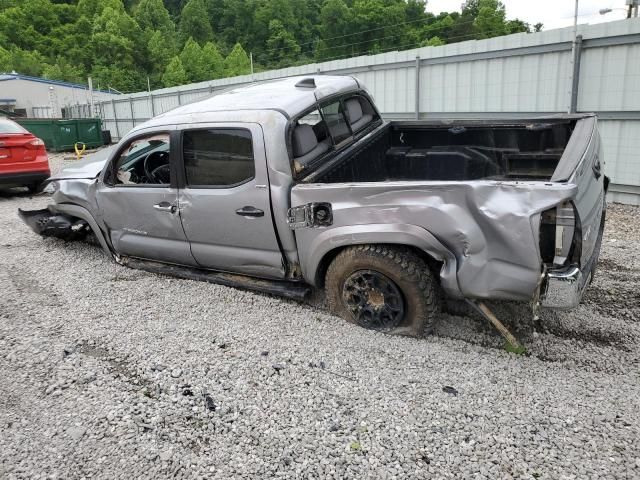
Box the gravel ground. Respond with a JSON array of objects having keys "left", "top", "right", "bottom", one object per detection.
[{"left": 0, "top": 153, "right": 639, "bottom": 479}]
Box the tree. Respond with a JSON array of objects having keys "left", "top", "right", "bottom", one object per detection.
[
  {"left": 224, "top": 43, "right": 251, "bottom": 77},
  {"left": 201, "top": 42, "right": 224, "bottom": 79},
  {"left": 6, "top": 48, "right": 47, "bottom": 76},
  {"left": 162, "top": 56, "right": 187, "bottom": 87},
  {"left": 90, "top": 4, "right": 145, "bottom": 91},
  {"left": 265, "top": 19, "right": 301, "bottom": 67},
  {"left": 179, "top": 37, "right": 208, "bottom": 82},
  {"left": 42, "top": 56, "right": 84, "bottom": 83},
  {"left": 420, "top": 36, "right": 444, "bottom": 47},
  {"left": 316, "top": 0, "right": 353, "bottom": 60},
  {"left": 0, "top": 46, "right": 10, "bottom": 71},
  {"left": 474, "top": 0, "right": 507, "bottom": 39},
  {"left": 147, "top": 29, "right": 177, "bottom": 87},
  {"left": 0, "top": 0, "right": 60, "bottom": 52},
  {"left": 0, "top": 0, "right": 535, "bottom": 89},
  {"left": 178, "top": 0, "right": 213, "bottom": 45},
  {"left": 134, "top": 0, "right": 175, "bottom": 34}
]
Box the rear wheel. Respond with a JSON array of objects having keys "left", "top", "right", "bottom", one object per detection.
[{"left": 325, "top": 245, "right": 440, "bottom": 337}]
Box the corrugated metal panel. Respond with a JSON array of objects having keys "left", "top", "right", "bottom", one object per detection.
[
  {"left": 579, "top": 44, "right": 640, "bottom": 111},
  {"left": 599, "top": 119, "right": 640, "bottom": 187}
]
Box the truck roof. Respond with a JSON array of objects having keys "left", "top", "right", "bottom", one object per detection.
[{"left": 155, "top": 75, "right": 361, "bottom": 120}]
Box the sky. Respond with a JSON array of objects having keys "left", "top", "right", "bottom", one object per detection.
[{"left": 426, "top": 0, "right": 632, "bottom": 31}]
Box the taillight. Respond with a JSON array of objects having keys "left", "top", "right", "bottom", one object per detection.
[
  {"left": 28, "top": 138, "right": 45, "bottom": 148},
  {"left": 540, "top": 201, "right": 578, "bottom": 266}
]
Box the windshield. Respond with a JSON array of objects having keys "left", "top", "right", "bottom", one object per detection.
[{"left": 0, "top": 118, "right": 29, "bottom": 134}]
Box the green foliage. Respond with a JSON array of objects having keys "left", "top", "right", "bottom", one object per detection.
[
  {"left": 180, "top": 37, "right": 208, "bottom": 82},
  {"left": 162, "top": 56, "right": 187, "bottom": 87},
  {"left": 178, "top": 0, "right": 213, "bottom": 45},
  {"left": 224, "top": 43, "right": 251, "bottom": 77},
  {"left": 0, "top": 0, "right": 536, "bottom": 92},
  {"left": 202, "top": 42, "right": 225, "bottom": 79},
  {"left": 265, "top": 20, "right": 301, "bottom": 66},
  {"left": 474, "top": 0, "right": 507, "bottom": 39},
  {"left": 421, "top": 36, "right": 445, "bottom": 47},
  {"left": 0, "top": 46, "right": 10, "bottom": 71},
  {"left": 147, "top": 29, "right": 176, "bottom": 85},
  {"left": 42, "top": 56, "right": 84, "bottom": 83},
  {"left": 5, "top": 48, "right": 48, "bottom": 76},
  {"left": 134, "top": 0, "right": 174, "bottom": 34}
]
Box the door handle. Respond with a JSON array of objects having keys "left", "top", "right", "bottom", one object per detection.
[
  {"left": 153, "top": 201, "right": 177, "bottom": 213},
  {"left": 236, "top": 206, "right": 264, "bottom": 217}
]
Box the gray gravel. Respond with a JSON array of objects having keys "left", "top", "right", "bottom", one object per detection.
[{"left": 0, "top": 155, "right": 639, "bottom": 479}]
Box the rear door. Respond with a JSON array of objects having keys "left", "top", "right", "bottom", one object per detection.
[
  {"left": 177, "top": 123, "right": 284, "bottom": 279},
  {"left": 96, "top": 129, "right": 196, "bottom": 266}
]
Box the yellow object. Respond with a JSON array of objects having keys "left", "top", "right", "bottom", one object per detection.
[{"left": 74, "top": 142, "right": 86, "bottom": 160}]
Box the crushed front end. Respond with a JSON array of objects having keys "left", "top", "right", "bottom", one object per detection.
[{"left": 18, "top": 208, "right": 92, "bottom": 241}]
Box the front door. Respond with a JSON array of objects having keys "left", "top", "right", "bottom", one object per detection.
[
  {"left": 177, "top": 123, "right": 284, "bottom": 279},
  {"left": 96, "top": 130, "right": 195, "bottom": 266}
]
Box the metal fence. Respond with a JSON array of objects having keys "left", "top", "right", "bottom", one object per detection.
[{"left": 86, "top": 18, "right": 640, "bottom": 205}]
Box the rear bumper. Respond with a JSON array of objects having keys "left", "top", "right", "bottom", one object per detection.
[
  {"left": 541, "top": 205, "right": 605, "bottom": 309},
  {"left": 541, "top": 264, "right": 589, "bottom": 309},
  {"left": 0, "top": 171, "right": 50, "bottom": 187}
]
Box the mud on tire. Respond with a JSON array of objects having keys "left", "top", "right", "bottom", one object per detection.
[{"left": 325, "top": 245, "right": 440, "bottom": 337}]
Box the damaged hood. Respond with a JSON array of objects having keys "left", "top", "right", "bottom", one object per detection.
[{"left": 48, "top": 146, "right": 115, "bottom": 181}]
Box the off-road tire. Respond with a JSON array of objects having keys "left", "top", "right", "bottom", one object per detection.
[{"left": 325, "top": 245, "right": 440, "bottom": 337}]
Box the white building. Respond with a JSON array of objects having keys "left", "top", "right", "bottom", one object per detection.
[{"left": 0, "top": 72, "right": 119, "bottom": 118}]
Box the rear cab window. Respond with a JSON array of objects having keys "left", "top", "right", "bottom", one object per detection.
[
  {"left": 289, "top": 92, "right": 380, "bottom": 178},
  {"left": 182, "top": 129, "right": 254, "bottom": 187}
]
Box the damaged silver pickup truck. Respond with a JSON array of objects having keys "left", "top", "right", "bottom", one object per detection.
[{"left": 20, "top": 75, "right": 608, "bottom": 337}]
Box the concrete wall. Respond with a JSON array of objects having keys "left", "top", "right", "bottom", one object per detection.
[{"left": 93, "top": 18, "right": 640, "bottom": 205}]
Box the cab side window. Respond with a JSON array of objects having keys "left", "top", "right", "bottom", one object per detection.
[
  {"left": 111, "top": 133, "right": 170, "bottom": 185},
  {"left": 183, "top": 129, "right": 254, "bottom": 187}
]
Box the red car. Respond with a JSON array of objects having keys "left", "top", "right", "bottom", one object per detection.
[{"left": 0, "top": 117, "right": 50, "bottom": 191}]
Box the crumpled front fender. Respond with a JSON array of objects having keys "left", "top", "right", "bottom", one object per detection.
[{"left": 18, "top": 208, "right": 90, "bottom": 241}]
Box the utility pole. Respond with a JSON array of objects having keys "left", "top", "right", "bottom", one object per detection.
[
  {"left": 88, "top": 76, "right": 95, "bottom": 118},
  {"left": 568, "top": 0, "right": 579, "bottom": 113},
  {"left": 250, "top": 52, "right": 254, "bottom": 80}
]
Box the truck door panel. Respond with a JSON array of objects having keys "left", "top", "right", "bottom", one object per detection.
[
  {"left": 96, "top": 130, "right": 196, "bottom": 266},
  {"left": 177, "top": 124, "right": 284, "bottom": 279}
]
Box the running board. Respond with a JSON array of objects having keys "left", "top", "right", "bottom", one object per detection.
[{"left": 119, "top": 257, "right": 311, "bottom": 301}]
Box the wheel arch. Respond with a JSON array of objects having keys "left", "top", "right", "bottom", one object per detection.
[
  {"left": 49, "top": 203, "right": 115, "bottom": 259},
  {"left": 302, "top": 223, "right": 461, "bottom": 296}
]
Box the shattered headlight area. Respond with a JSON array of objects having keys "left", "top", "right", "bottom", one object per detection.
[{"left": 42, "top": 181, "right": 59, "bottom": 195}]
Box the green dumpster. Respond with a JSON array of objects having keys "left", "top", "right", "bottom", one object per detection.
[{"left": 15, "top": 118, "right": 104, "bottom": 152}]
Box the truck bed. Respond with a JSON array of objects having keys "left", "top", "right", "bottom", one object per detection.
[
  {"left": 307, "top": 119, "right": 577, "bottom": 183},
  {"left": 292, "top": 115, "right": 606, "bottom": 306}
]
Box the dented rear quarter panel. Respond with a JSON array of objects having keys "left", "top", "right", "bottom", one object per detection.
[{"left": 291, "top": 180, "right": 577, "bottom": 300}]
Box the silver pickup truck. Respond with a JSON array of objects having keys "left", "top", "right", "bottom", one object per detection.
[{"left": 20, "top": 75, "right": 608, "bottom": 337}]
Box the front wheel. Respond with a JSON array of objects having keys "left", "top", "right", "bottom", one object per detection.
[{"left": 325, "top": 245, "right": 440, "bottom": 337}]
